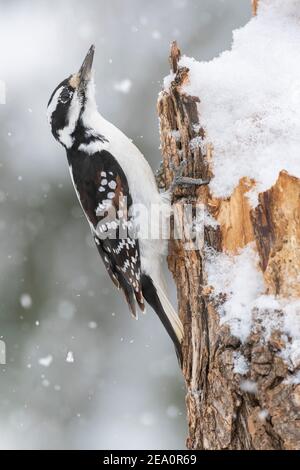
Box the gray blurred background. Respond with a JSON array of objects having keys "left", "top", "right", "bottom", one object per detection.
[{"left": 0, "top": 0, "right": 250, "bottom": 450}]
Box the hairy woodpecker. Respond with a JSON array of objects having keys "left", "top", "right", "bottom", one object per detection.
[{"left": 47, "top": 45, "right": 184, "bottom": 362}]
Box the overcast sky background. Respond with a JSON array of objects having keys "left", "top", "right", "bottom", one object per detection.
[{"left": 0, "top": 0, "right": 250, "bottom": 450}]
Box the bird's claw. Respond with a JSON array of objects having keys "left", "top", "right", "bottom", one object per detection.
[
  {"left": 170, "top": 159, "right": 209, "bottom": 191},
  {"left": 174, "top": 176, "right": 210, "bottom": 187}
]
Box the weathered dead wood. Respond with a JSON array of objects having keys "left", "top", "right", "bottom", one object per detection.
[
  {"left": 157, "top": 37, "right": 300, "bottom": 450},
  {"left": 252, "top": 0, "right": 259, "bottom": 16},
  {"left": 252, "top": 172, "right": 300, "bottom": 298}
]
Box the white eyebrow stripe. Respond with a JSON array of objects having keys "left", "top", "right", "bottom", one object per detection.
[{"left": 46, "top": 86, "right": 63, "bottom": 125}]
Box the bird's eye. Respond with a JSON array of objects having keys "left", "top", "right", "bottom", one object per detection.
[{"left": 60, "top": 88, "right": 71, "bottom": 103}]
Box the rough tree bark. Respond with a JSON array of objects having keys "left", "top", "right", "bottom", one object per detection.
[{"left": 157, "top": 4, "right": 300, "bottom": 450}]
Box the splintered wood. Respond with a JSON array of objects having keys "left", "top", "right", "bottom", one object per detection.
[
  {"left": 252, "top": 0, "right": 259, "bottom": 16},
  {"left": 157, "top": 38, "right": 300, "bottom": 449},
  {"left": 252, "top": 171, "right": 300, "bottom": 298}
]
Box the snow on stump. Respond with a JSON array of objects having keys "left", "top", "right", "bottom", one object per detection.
[{"left": 158, "top": 0, "right": 300, "bottom": 450}]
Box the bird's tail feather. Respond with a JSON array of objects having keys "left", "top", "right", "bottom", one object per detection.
[
  {"left": 154, "top": 282, "right": 184, "bottom": 343},
  {"left": 141, "top": 274, "right": 183, "bottom": 365}
]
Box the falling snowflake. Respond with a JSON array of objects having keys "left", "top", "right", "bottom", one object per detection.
[
  {"left": 20, "top": 293, "right": 32, "bottom": 309},
  {"left": 66, "top": 351, "right": 74, "bottom": 363},
  {"left": 38, "top": 355, "right": 53, "bottom": 367}
]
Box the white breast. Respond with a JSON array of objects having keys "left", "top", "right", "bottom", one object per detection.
[
  {"left": 81, "top": 109, "right": 168, "bottom": 275},
  {"left": 83, "top": 110, "right": 160, "bottom": 207},
  {"left": 80, "top": 83, "right": 159, "bottom": 209}
]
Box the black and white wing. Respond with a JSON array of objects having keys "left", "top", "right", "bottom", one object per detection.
[{"left": 69, "top": 149, "right": 144, "bottom": 317}]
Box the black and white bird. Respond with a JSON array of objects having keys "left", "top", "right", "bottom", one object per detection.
[{"left": 47, "top": 45, "right": 184, "bottom": 363}]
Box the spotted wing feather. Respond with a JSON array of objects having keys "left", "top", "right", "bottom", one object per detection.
[{"left": 69, "top": 149, "right": 144, "bottom": 317}]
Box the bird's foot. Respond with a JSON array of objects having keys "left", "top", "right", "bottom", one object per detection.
[
  {"left": 170, "top": 160, "right": 209, "bottom": 191},
  {"left": 173, "top": 175, "right": 210, "bottom": 186}
]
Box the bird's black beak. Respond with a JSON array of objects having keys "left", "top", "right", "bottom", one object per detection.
[{"left": 78, "top": 44, "right": 95, "bottom": 88}]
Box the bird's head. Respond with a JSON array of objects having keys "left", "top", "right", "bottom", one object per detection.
[{"left": 47, "top": 45, "right": 96, "bottom": 148}]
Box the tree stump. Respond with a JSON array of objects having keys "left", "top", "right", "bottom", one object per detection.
[{"left": 157, "top": 31, "right": 300, "bottom": 449}]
